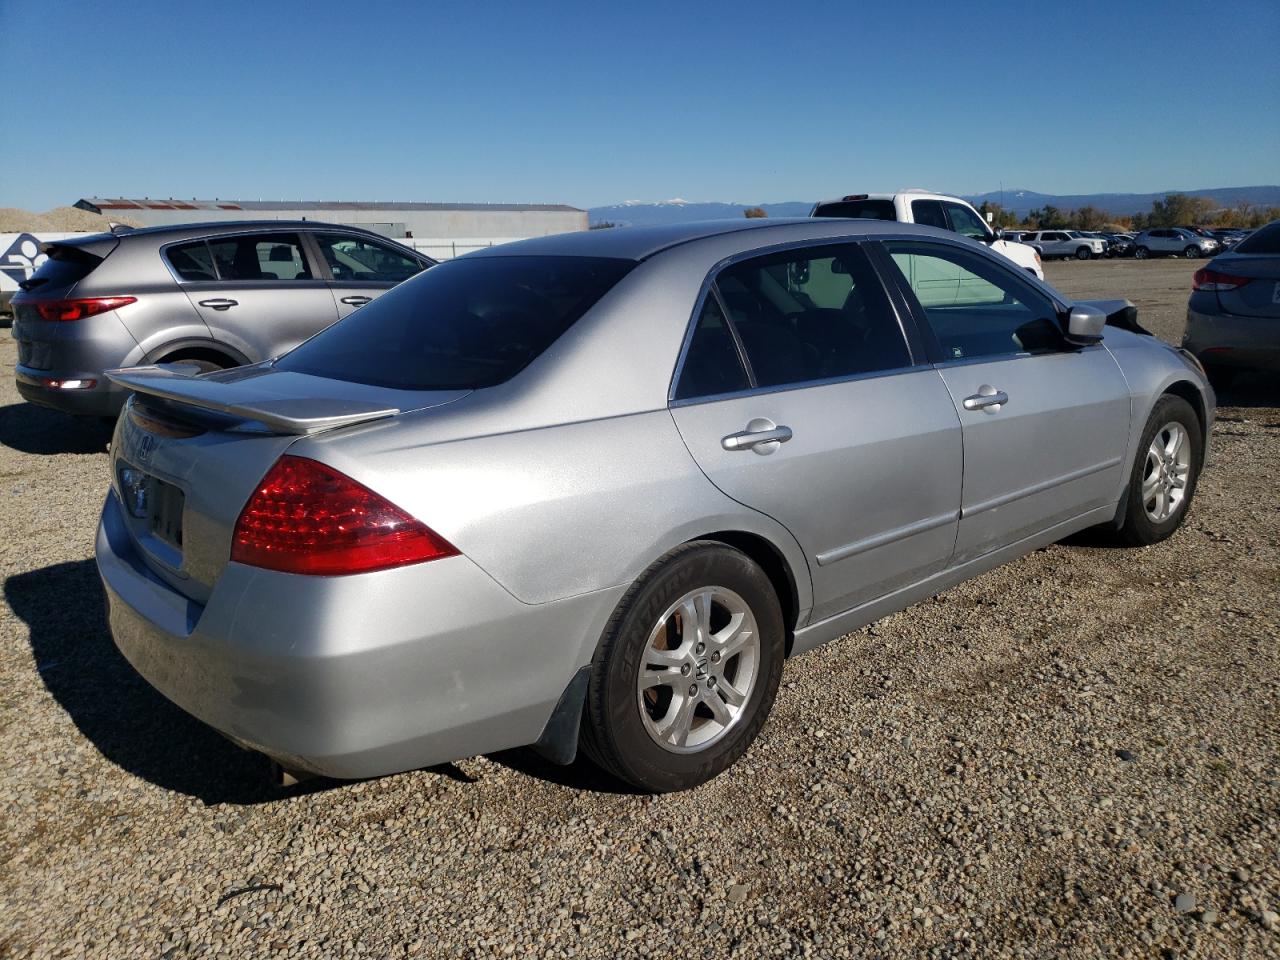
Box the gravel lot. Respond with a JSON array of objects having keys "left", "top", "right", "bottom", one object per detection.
[{"left": 1, "top": 257, "right": 1277, "bottom": 959}]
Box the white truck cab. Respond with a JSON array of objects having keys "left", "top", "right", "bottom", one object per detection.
[{"left": 810, "top": 191, "right": 1044, "bottom": 281}]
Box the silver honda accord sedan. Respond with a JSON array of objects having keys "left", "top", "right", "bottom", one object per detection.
[{"left": 96, "top": 218, "right": 1214, "bottom": 792}]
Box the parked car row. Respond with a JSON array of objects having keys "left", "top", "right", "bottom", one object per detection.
[{"left": 997, "top": 226, "right": 1254, "bottom": 261}]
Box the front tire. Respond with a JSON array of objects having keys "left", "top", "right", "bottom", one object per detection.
[
  {"left": 1183, "top": 245, "right": 1201, "bottom": 259},
  {"left": 1114, "top": 395, "right": 1202, "bottom": 546},
  {"left": 1076, "top": 246, "right": 1091, "bottom": 261},
  {"left": 1134, "top": 246, "right": 1149, "bottom": 260},
  {"left": 581, "top": 542, "right": 785, "bottom": 792}
]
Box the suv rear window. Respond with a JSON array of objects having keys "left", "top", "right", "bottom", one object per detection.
[
  {"left": 812, "top": 199, "right": 896, "bottom": 221},
  {"left": 18, "top": 243, "right": 103, "bottom": 292},
  {"left": 1234, "top": 223, "right": 1280, "bottom": 254},
  {"left": 275, "top": 255, "right": 635, "bottom": 390}
]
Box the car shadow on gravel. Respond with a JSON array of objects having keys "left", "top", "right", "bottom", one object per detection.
[
  {"left": 0, "top": 402, "right": 111, "bottom": 455},
  {"left": 6, "top": 559, "right": 282, "bottom": 805},
  {"left": 1211, "top": 373, "right": 1280, "bottom": 410},
  {"left": 486, "top": 748, "right": 644, "bottom": 795}
]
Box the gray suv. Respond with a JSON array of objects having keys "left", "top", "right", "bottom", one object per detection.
[
  {"left": 12, "top": 221, "right": 434, "bottom": 417},
  {"left": 1132, "top": 228, "right": 1218, "bottom": 260}
]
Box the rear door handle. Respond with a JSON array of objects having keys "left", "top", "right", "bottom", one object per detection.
[
  {"left": 963, "top": 386, "right": 1009, "bottom": 411},
  {"left": 198, "top": 298, "right": 238, "bottom": 311},
  {"left": 340, "top": 296, "right": 372, "bottom": 306},
  {"left": 722, "top": 419, "right": 793, "bottom": 453}
]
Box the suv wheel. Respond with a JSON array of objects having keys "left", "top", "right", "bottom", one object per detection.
[
  {"left": 1075, "top": 246, "right": 1091, "bottom": 261},
  {"left": 1183, "top": 245, "right": 1200, "bottom": 259},
  {"left": 581, "top": 542, "right": 785, "bottom": 792}
]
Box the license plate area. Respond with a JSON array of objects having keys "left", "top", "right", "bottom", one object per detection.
[{"left": 119, "top": 462, "right": 185, "bottom": 551}]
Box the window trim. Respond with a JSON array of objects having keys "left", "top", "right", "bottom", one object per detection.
[
  {"left": 667, "top": 237, "right": 926, "bottom": 406},
  {"left": 160, "top": 229, "right": 324, "bottom": 286},
  {"left": 869, "top": 235, "right": 1077, "bottom": 367}
]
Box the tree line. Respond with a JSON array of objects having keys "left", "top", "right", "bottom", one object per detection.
[{"left": 978, "top": 193, "right": 1280, "bottom": 232}]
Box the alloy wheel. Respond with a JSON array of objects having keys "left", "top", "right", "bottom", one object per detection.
[
  {"left": 1141, "top": 421, "right": 1192, "bottom": 523},
  {"left": 636, "top": 586, "right": 759, "bottom": 753}
]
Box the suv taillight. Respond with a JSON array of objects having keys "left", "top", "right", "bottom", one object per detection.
[
  {"left": 33, "top": 297, "right": 137, "bottom": 321},
  {"left": 1192, "top": 268, "right": 1250, "bottom": 292},
  {"left": 231, "top": 455, "right": 458, "bottom": 575}
]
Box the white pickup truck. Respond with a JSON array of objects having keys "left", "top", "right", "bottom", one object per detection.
[{"left": 810, "top": 191, "right": 1044, "bottom": 281}]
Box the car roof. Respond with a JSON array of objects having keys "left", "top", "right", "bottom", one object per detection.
[{"left": 467, "top": 217, "right": 944, "bottom": 261}]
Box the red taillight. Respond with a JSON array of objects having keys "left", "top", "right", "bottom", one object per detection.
[
  {"left": 33, "top": 296, "right": 137, "bottom": 321},
  {"left": 1192, "top": 268, "right": 1250, "bottom": 292},
  {"left": 231, "top": 455, "right": 458, "bottom": 576}
]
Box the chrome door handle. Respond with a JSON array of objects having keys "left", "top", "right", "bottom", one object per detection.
[
  {"left": 198, "top": 298, "right": 238, "bottom": 311},
  {"left": 963, "top": 386, "right": 1009, "bottom": 411},
  {"left": 722, "top": 419, "right": 793, "bottom": 453},
  {"left": 340, "top": 296, "right": 372, "bottom": 306}
]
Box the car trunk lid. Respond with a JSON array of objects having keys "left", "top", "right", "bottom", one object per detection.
[
  {"left": 107, "top": 364, "right": 470, "bottom": 603},
  {"left": 12, "top": 235, "right": 120, "bottom": 370},
  {"left": 1210, "top": 255, "right": 1280, "bottom": 319}
]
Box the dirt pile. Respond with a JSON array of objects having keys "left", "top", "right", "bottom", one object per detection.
[{"left": 0, "top": 206, "right": 144, "bottom": 233}]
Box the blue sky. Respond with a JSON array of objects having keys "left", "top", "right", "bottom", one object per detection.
[{"left": 1, "top": 0, "right": 1277, "bottom": 210}]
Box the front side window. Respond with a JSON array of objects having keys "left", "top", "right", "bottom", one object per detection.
[
  {"left": 944, "top": 202, "right": 990, "bottom": 240},
  {"left": 910, "top": 199, "right": 949, "bottom": 230},
  {"left": 206, "top": 233, "right": 311, "bottom": 281},
  {"left": 314, "top": 233, "right": 423, "bottom": 283},
  {"left": 276, "top": 255, "right": 634, "bottom": 390},
  {"left": 883, "top": 240, "right": 1061, "bottom": 361},
  {"left": 700, "top": 244, "right": 909, "bottom": 390}
]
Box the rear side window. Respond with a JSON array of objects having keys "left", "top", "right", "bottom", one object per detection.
[
  {"left": 206, "top": 233, "right": 312, "bottom": 281},
  {"left": 910, "top": 199, "right": 949, "bottom": 230},
  {"left": 275, "top": 255, "right": 634, "bottom": 390},
  {"left": 674, "top": 295, "right": 750, "bottom": 400},
  {"left": 1235, "top": 222, "right": 1280, "bottom": 254},
  {"left": 698, "top": 244, "right": 909, "bottom": 391},
  {"left": 165, "top": 241, "right": 217, "bottom": 281},
  {"left": 812, "top": 199, "right": 896, "bottom": 220}
]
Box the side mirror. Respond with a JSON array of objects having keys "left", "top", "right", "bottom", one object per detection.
[{"left": 1062, "top": 303, "right": 1106, "bottom": 346}]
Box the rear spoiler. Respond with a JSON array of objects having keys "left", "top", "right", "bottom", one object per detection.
[
  {"left": 106, "top": 365, "right": 400, "bottom": 435},
  {"left": 1075, "top": 298, "right": 1151, "bottom": 336}
]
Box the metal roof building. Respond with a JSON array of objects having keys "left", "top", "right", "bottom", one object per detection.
[{"left": 73, "top": 198, "right": 588, "bottom": 243}]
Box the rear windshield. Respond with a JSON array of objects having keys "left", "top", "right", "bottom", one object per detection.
[
  {"left": 275, "top": 255, "right": 635, "bottom": 390},
  {"left": 1234, "top": 223, "right": 1280, "bottom": 255},
  {"left": 812, "top": 199, "right": 897, "bottom": 221},
  {"left": 19, "top": 244, "right": 102, "bottom": 292}
]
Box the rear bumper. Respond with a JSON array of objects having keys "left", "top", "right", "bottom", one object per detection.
[
  {"left": 96, "top": 491, "right": 624, "bottom": 778},
  {"left": 16, "top": 364, "right": 130, "bottom": 417},
  {"left": 1183, "top": 304, "right": 1280, "bottom": 372}
]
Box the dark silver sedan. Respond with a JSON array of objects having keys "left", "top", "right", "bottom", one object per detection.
[
  {"left": 1184, "top": 220, "right": 1280, "bottom": 387},
  {"left": 96, "top": 218, "right": 1213, "bottom": 792}
]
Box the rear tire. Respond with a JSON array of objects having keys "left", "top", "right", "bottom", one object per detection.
[
  {"left": 1114, "top": 395, "right": 1202, "bottom": 547},
  {"left": 581, "top": 542, "right": 785, "bottom": 792},
  {"left": 1134, "top": 246, "right": 1149, "bottom": 260},
  {"left": 156, "top": 352, "right": 235, "bottom": 375}
]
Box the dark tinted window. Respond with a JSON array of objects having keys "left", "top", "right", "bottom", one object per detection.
[
  {"left": 315, "top": 233, "right": 423, "bottom": 283},
  {"left": 911, "top": 199, "right": 949, "bottom": 230},
  {"left": 206, "top": 233, "right": 311, "bottom": 281},
  {"left": 276, "top": 255, "right": 634, "bottom": 390},
  {"left": 812, "top": 199, "right": 897, "bottom": 220},
  {"left": 711, "top": 244, "right": 909, "bottom": 389},
  {"left": 674, "top": 294, "right": 749, "bottom": 400},
  {"left": 165, "top": 240, "right": 217, "bottom": 281},
  {"left": 1235, "top": 222, "right": 1280, "bottom": 254},
  {"left": 884, "top": 240, "right": 1061, "bottom": 360},
  {"left": 19, "top": 243, "right": 102, "bottom": 291}
]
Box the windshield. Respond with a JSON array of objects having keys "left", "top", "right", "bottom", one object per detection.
[{"left": 275, "top": 255, "right": 635, "bottom": 390}]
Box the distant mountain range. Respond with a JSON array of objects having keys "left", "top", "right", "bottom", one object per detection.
[{"left": 588, "top": 186, "right": 1280, "bottom": 226}]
